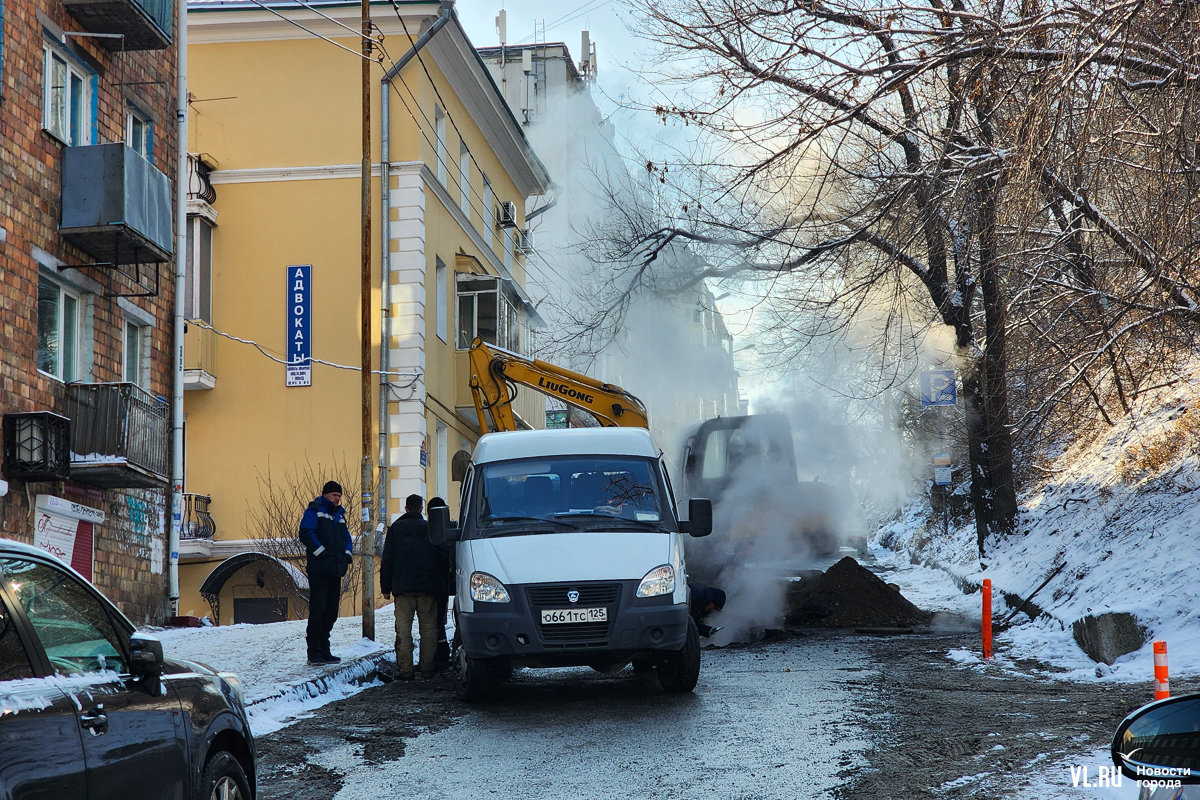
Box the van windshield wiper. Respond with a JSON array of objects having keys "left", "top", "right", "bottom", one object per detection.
[
  {"left": 482, "top": 516, "right": 582, "bottom": 533},
  {"left": 554, "top": 513, "right": 666, "bottom": 530}
]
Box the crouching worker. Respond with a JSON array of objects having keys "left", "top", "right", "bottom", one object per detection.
[
  {"left": 381, "top": 495, "right": 449, "bottom": 679},
  {"left": 689, "top": 586, "right": 727, "bottom": 638}
]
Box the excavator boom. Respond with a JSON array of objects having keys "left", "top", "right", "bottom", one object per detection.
[{"left": 467, "top": 338, "right": 649, "bottom": 432}]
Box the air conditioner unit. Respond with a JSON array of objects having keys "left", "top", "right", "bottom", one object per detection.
[
  {"left": 496, "top": 201, "right": 518, "bottom": 229},
  {"left": 517, "top": 228, "right": 535, "bottom": 255}
]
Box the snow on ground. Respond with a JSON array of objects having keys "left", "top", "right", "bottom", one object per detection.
[
  {"left": 151, "top": 602, "right": 450, "bottom": 735},
  {"left": 874, "top": 363, "right": 1200, "bottom": 684}
]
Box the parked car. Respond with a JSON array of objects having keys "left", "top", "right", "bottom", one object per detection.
[
  {"left": 0, "top": 538, "right": 255, "bottom": 800},
  {"left": 1112, "top": 691, "right": 1200, "bottom": 798}
]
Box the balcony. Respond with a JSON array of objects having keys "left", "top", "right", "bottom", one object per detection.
[
  {"left": 184, "top": 323, "right": 217, "bottom": 390},
  {"left": 182, "top": 493, "right": 215, "bottom": 539},
  {"left": 61, "top": 0, "right": 172, "bottom": 51},
  {"left": 67, "top": 382, "right": 169, "bottom": 488},
  {"left": 60, "top": 144, "right": 173, "bottom": 266}
]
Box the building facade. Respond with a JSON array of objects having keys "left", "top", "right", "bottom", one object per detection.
[
  {"left": 0, "top": 0, "right": 179, "bottom": 623},
  {"left": 176, "top": 0, "right": 549, "bottom": 623}
]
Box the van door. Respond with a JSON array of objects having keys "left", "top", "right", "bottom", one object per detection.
[
  {"left": 0, "top": 557, "right": 188, "bottom": 800},
  {"left": 0, "top": 571, "right": 88, "bottom": 800}
]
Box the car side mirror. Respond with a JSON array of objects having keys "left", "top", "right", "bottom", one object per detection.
[
  {"left": 679, "top": 498, "right": 713, "bottom": 538},
  {"left": 429, "top": 505, "right": 460, "bottom": 545},
  {"left": 129, "top": 632, "right": 164, "bottom": 695},
  {"left": 1111, "top": 694, "right": 1200, "bottom": 782}
]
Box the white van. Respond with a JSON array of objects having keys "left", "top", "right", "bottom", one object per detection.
[{"left": 429, "top": 427, "right": 713, "bottom": 702}]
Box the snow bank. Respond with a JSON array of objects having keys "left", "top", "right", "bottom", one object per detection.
[{"left": 874, "top": 364, "right": 1200, "bottom": 682}]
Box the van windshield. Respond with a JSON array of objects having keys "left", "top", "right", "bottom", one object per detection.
[{"left": 472, "top": 456, "right": 668, "bottom": 536}]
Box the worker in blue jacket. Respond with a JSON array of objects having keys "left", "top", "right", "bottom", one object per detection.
[{"left": 299, "top": 481, "right": 354, "bottom": 665}]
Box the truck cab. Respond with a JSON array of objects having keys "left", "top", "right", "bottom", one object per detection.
[{"left": 430, "top": 427, "right": 713, "bottom": 702}]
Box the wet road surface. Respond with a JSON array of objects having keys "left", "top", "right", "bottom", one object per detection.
[{"left": 255, "top": 629, "right": 1180, "bottom": 800}]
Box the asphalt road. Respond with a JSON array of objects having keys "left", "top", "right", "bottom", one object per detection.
[{"left": 254, "top": 629, "right": 1175, "bottom": 800}]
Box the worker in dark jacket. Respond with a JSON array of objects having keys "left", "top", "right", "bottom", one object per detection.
[
  {"left": 689, "top": 586, "right": 726, "bottom": 638},
  {"left": 427, "top": 496, "right": 452, "bottom": 671},
  {"left": 380, "top": 494, "right": 448, "bottom": 679},
  {"left": 299, "top": 481, "right": 354, "bottom": 665}
]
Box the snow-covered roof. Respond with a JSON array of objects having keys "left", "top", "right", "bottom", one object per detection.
[{"left": 473, "top": 428, "right": 660, "bottom": 464}]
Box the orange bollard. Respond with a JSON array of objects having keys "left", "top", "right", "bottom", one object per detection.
[
  {"left": 982, "top": 579, "right": 993, "bottom": 659},
  {"left": 1154, "top": 641, "right": 1170, "bottom": 700}
]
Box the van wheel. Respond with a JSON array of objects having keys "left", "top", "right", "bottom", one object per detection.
[
  {"left": 657, "top": 618, "right": 701, "bottom": 693},
  {"left": 201, "top": 751, "right": 251, "bottom": 800},
  {"left": 455, "top": 645, "right": 492, "bottom": 703}
]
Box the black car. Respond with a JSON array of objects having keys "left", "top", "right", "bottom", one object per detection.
[{"left": 0, "top": 538, "right": 256, "bottom": 800}]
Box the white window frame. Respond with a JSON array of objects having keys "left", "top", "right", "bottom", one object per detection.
[
  {"left": 42, "top": 42, "right": 92, "bottom": 146},
  {"left": 123, "top": 318, "right": 149, "bottom": 389},
  {"left": 37, "top": 275, "right": 82, "bottom": 382},
  {"left": 459, "top": 141, "right": 471, "bottom": 218},
  {"left": 435, "top": 257, "right": 447, "bottom": 343},
  {"left": 482, "top": 175, "right": 493, "bottom": 247},
  {"left": 455, "top": 274, "right": 522, "bottom": 353},
  {"left": 185, "top": 215, "right": 214, "bottom": 323},
  {"left": 126, "top": 106, "right": 153, "bottom": 162},
  {"left": 435, "top": 106, "right": 447, "bottom": 186}
]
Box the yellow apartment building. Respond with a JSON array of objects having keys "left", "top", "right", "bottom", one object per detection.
[{"left": 176, "top": 0, "right": 551, "bottom": 624}]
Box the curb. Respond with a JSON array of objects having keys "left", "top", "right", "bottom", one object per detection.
[{"left": 245, "top": 650, "right": 393, "bottom": 712}]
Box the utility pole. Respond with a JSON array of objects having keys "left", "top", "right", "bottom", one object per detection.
[{"left": 360, "top": 0, "right": 376, "bottom": 640}]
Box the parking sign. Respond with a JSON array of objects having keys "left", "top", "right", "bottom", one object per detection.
[{"left": 920, "top": 370, "right": 956, "bottom": 406}]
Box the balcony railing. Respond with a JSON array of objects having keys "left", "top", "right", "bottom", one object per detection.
[
  {"left": 181, "top": 493, "right": 216, "bottom": 540},
  {"left": 61, "top": 0, "right": 172, "bottom": 51},
  {"left": 67, "top": 382, "right": 169, "bottom": 488},
  {"left": 60, "top": 144, "right": 173, "bottom": 266}
]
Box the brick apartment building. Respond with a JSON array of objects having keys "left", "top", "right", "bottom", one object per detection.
[{"left": 0, "top": 0, "right": 179, "bottom": 622}]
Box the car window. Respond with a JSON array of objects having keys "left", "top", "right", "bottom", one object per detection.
[
  {"left": 0, "top": 598, "right": 35, "bottom": 681},
  {"left": 0, "top": 558, "right": 127, "bottom": 676}
]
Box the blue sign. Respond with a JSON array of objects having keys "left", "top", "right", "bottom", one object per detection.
[
  {"left": 920, "top": 369, "right": 956, "bottom": 406},
  {"left": 286, "top": 265, "right": 311, "bottom": 387}
]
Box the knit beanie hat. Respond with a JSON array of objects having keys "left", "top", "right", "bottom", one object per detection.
[{"left": 322, "top": 481, "right": 343, "bottom": 495}]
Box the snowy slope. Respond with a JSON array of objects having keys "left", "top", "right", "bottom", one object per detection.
[{"left": 874, "top": 365, "right": 1200, "bottom": 683}]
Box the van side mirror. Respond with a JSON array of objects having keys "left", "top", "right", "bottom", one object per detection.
[
  {"left": 129, "top": 632, "right": 164, "bottom": 695},
  {"left": 1112, "top": 694, "right": 1200, "bottom": 782},
  {"left": 429, "top": 505, "right": 460, "bottom": 545},
  {"left": 680, "top": 498, "right": 713, "bottom": 538}
]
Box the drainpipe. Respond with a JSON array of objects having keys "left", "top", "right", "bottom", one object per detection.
[
  {"left": 377, "top": 0, "right": 453, "bottom": 532},
  {"left": 169, "top": 0, "right": 189, "bottom": 615}
]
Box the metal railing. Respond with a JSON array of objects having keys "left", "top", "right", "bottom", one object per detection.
[
  {"left": 67, "top": 382, "right": 170, "bottom": 483},
  {"left": 182, "top": 493, "right": 216, "bottom": 540}
]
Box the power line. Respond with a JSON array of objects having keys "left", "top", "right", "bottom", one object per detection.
[
  {"left": 514, "top": 0, "right": 611, "bottom": 44},
  {"left": 243, "top": 0, "right": 382, "bottom": 61}
]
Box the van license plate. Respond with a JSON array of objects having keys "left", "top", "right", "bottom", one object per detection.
[{"left": 541, "top": 607, "right": 607, "bottom": 624}]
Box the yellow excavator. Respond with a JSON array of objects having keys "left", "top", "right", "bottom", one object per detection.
[{"left": 466, "top": 338, "right": 649, "bottom": 433}]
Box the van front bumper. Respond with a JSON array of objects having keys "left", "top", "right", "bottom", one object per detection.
[{"left": 457, "top": 579, "right": 688, "bottom": 658}]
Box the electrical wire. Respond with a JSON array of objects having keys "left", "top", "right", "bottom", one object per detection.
[
  {"left": 189, "top": 320, "right": 422, "bottom": 385},
  {"left": 514, "top": 0, "right": 612, "bottom": 44},
  {"left": 243, "top": 0, "right": 383, "bottom": 62}
]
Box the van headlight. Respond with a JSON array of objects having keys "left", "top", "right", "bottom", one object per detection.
[
  {"left": 636, "top": 565, "right": 675, "bottom": 598},
  {"left": 470, "top": 572, "right": 511, "bottom": 603}
]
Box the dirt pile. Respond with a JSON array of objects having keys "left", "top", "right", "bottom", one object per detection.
[{"left": 784, "top": 557, "right": 932, "bottom": 628}]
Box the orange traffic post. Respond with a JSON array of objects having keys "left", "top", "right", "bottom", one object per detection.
[
  {"left": 1154, "top": 641, "right": 1170, "bottom": 701},
  {"left": 982, "top": 579, "right": 993, "bottom": 659}
]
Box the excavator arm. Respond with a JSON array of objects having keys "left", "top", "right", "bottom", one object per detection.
[{"left": 467, "top": 338, "right": 649, "bottom": 432}]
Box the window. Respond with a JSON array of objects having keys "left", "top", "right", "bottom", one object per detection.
[
  {"left": 0, "top": 598, "right": 35, "bottom": 682},
  {"left": 503, "top": 228, "right": 513, "bottom": 272},
  {"left": 38, "top": 275, "right": 80, "bottom": 381},
  {"left": 126, "top": 106, "right": 153, "bottom": 162},
  {"left": 435, "top": 106, "right": 447, "bottom": 186},
  {"left": 435, "top": 258, "right": 447, "bottom": 343},
  {"left": 436, "top": 421, "right": 448, "bottom": 501},
  {"left": 43, "top": 44, "right": 92, "bottom": 146},
  {"left": 456, "top": 274, "right": 522, "bottom": 352},
  {"left": 124, "top": 319, "right": 148, "bottom": 388},
  {"left": 185, "top": 216, "right": 213, "bottom": 323},
  {"left": 482, "top": 176, "right": 493, "bottom": 247},
  {"left": 459, "top": 141, "right": 471, "bottom": 217},
  {"left": 1, "top": 557, "right": 128, "bottom": 676}
]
